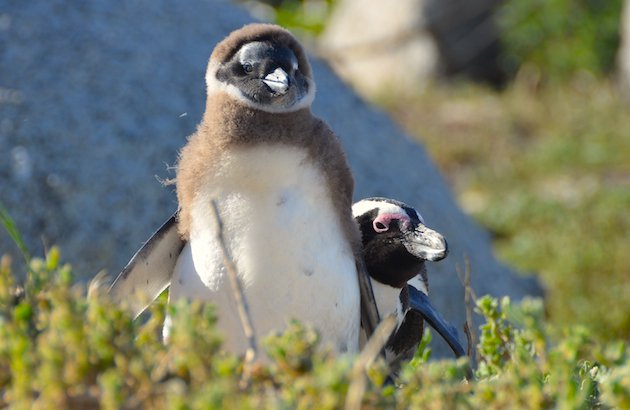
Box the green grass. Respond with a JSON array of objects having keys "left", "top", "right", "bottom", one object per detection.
[
  {"left": 380, "top": 77, "right": 630, "bottom": 342},
  {"left": 0, "top": 202, "right": 30, "bottom": 265}
]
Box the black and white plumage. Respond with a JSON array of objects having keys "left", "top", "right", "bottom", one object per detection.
[
  {"left": 352, "top": 197, "right": 464, "bottom": 363},
  {"left": 108, "top": 24, "right": 378, "bottom": 355}
]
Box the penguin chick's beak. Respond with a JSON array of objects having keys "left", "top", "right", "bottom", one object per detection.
[
  {"left": 403, "top": 225, "right": 448, "bottom": 262},
  {"left": 263, "top": 67, "right": 290, "bottom": 95}
]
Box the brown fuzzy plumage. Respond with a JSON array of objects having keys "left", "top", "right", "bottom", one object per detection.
[{"left": 175, "top": 23, "right": 361, "bottom": 257}]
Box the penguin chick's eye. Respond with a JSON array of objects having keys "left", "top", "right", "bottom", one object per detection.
[{"left": 242, "top": 63, "right": 253, "bottom": 73}]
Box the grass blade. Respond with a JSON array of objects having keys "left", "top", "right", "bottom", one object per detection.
[{"left": 0, "top": 201, "right": 30, "bottom": 264}]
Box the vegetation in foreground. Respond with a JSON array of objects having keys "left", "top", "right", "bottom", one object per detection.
[{"left": 0, "top": 246, "right": 629, "bottom": 408}]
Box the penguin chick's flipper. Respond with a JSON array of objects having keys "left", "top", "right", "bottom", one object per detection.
[
  {"left": 406, "top": 284, "right": 466, "bottom": 358},
  {"left": 108, "top": 212, "right": 184, "bottom": 318}
]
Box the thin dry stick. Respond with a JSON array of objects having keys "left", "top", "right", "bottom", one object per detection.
[
  {"left": 345, "top": 314, "right": 397, "bottom": 410},
  {"left": 457, "top": 255, "right": 478, "bottom": 367},
  {"left": 464, "top": 322, "right": 473, "bottom": 359},
  {"left": 210, "top": 199, "right": 258, "bottom": 386}
]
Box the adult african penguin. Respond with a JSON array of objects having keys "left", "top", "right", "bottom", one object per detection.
[
  {"left": 352, "top": 197, "right": 464, "bottom": 364},
  {"left": 109, "top": 24, "right": 370, "bottom": 355},
  {"left": 353, "top": 197, "right": 447, "bottom": 304}
]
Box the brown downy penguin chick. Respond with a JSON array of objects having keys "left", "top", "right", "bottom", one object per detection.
[{"left": 164, "top": 24, "right": 366, "bottom": 355}]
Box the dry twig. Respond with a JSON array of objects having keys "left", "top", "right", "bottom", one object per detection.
[
  {"left": 345, "top": 314, "right": 397, "bottom": 410},
  {"left": 457, "top": 255, "right": 478, "bottom": 366},
  {"left": 210, "top": 199, "right": 258, "bottom": 387}
]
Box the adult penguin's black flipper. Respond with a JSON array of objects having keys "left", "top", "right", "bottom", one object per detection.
[{"left": 406, "top": 284, "right": 465, "bottom": 358}]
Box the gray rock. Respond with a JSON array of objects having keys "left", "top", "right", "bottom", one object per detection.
[{"left": 0, "top": 0, "right": 540, "bottom": 356}]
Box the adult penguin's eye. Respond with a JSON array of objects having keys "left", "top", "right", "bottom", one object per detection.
[{"left": 243, "top": 63, "right": 253, "bottom": 73}]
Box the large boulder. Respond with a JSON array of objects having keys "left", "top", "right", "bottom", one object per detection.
[{"left": 0, "top": 0, "right": 540, "bottom": 356}]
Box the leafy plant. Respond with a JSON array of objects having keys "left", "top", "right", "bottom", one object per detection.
[
  {"left": 240, "top": 0, "right": 337, "bottom": 37},
  {"left": 1, "top": 243, "right": 629, "bottom": 408}
]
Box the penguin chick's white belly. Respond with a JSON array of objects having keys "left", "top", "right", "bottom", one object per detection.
[{"left": 169, "top": 145, "right": 360, "bottom": 354}]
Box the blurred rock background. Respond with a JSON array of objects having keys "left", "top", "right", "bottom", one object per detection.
[
  {"left": 1, "top": 0, "right": 629, "bottom": 354},
  {"left": 320, "top": 0, "right": 504, "bottom": 96}
]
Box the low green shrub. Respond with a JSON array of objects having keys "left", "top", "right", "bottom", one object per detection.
[{"left": 0, "top": 246, "right": 629, "bottom": 408}]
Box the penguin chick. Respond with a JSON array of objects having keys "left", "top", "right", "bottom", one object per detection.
[
  {"left": 112, "top": 24, "right": 364, "bottom": 356},
  {"left": 352, "top": 197, "right": 464, "bottom": 364}
]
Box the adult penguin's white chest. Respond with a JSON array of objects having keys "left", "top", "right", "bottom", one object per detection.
[{"left": 169, "top": 144, "right": 360, "bottom": 354}]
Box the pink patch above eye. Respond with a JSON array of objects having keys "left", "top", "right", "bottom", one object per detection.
[{"left": 372, "top": 213, "right": 410, "bottom": 232}]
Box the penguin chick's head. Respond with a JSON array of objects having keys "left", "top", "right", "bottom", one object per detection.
[
  {"left": 352, "top": 198, "right": 448, "bottom": 288},
  {"left": 206, "top": 24, "right": 315, "bottom": 113}
]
